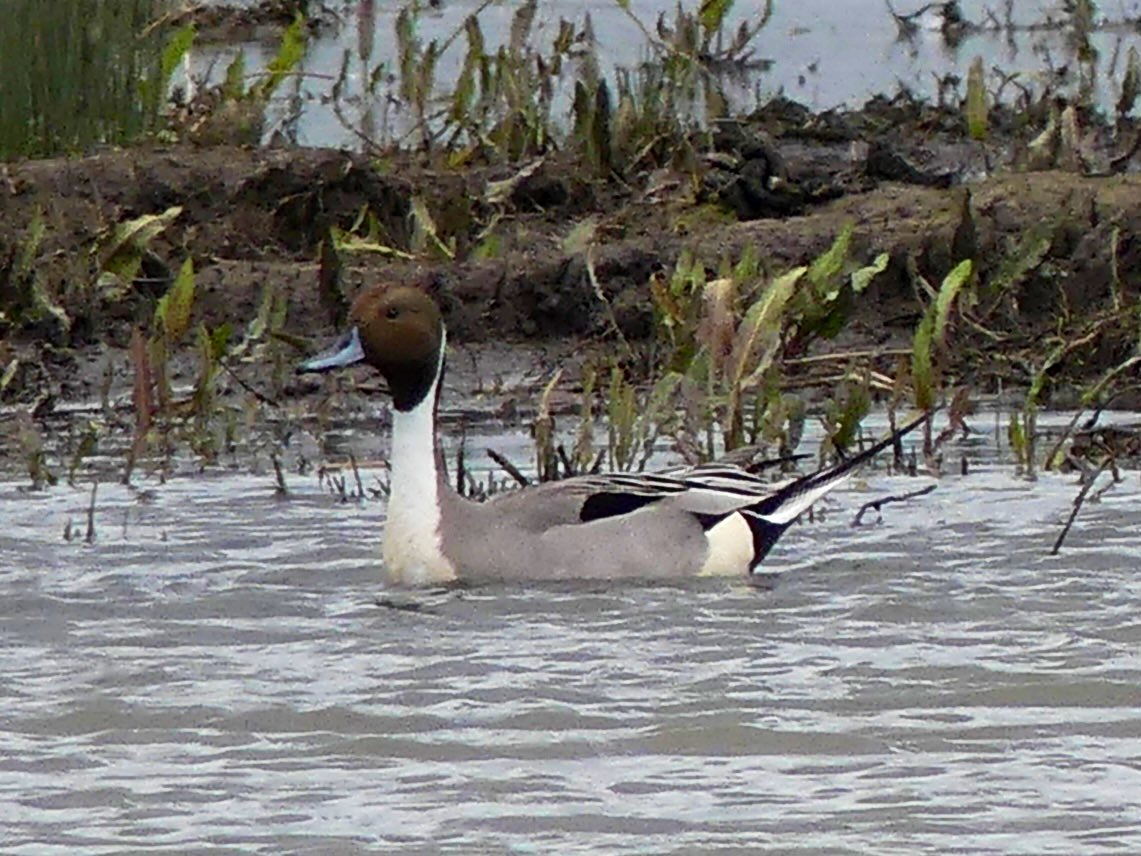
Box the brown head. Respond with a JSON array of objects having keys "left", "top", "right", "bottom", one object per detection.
[{"left": 298, "top": 285, "right": 445, "bottom": 412}]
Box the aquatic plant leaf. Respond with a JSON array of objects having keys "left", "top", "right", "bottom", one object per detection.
[
  {"left": 1007, "top": 410, "right": 1026, "bottom": 462},
  {"left": 396, "top": 5, "right": 415, "bottom": 72},
  {"left": 827, "top": 382, "right": 871, "bottom": 455},
  {"left": 720, "top": 266, "right": 802, "bottom": 449},
  {"left": 698, "top": 277, "right": 737, "bottom": 379},
  {"left": 1026, "top": 340, "right": 1068, "bottom": 411},
  {"left": 100, "top": 206, "right": 182, "bottom": 283},
  {"left": 912, "top": 311, "right": 936, "bottom": 412},
  {"left": 698, "top": 0, "right": 733, "bottom": 36},
  {"left": 256, "top": 13, "right": 307, "bottom": 101},
  {"left": 807, "top": 223, "right": 852, "bottom": 302},
  {"left": 472, "top": 233, "right": 503, "bottom": 261},
  {"left": 784, "top": 225, "right": 859, "bottom": 345},
  {"left": 1027, "top": 104, "right": 1059, "bottom": 169},
  {"left": 704, "top": 79, "right": 728, "bottom": 123},
  {"left": 330, "top": 226, "right": 414, "bottom": 259},
  {"left": 156, "top": 257, "right": 195, "bottom": 343},
  {"left": 318, "top": 231, "right": 347, "bottom": 327},
  {"left": 193, "top": 324, "right": 216, "bottom": 428},
  {"left": 66, "top": 422, "right": 98, "bottom": 487},
  {"left": 850, "top": 252, "right": 889, "bottom": 293},
  {"left": 208, "top": 323, "right": 233, "bottom": 362},
  {"left": 0, "top": 359, "right": 18, "bottom": 394},
  {"left": 648, "top": 371, "right": 683, "bottom": 418},
  {"left": 409, "top": 197, "right": 455, "bottom": 260},
  {"left": 1118, "top": 46, "right": 1141, "bottom": 118},
  {"left": 16, "top": 210, "right": 46, "bottom": 280},
  {"left": 606, "top": 365, "right": 638, "bottom": 470},
  {"left": 572, "top": 363, "right": 597, "bottom": 471},
  {"left": 160, "top": 25, "right": 196, "bottom": 91},
  {"left": 592, "top": 79, "right": 613, "bottom": 174},
  {"left": 1080, "top": 355, "right": 1141, "bottom": 409},
  {"left": 9, "top": 211, "right": 68, "bottom": 331},
  {"left": 30, "top": 280, "right": 71, "bottom": 333},
  {"left": 269, "top": 282, "right": 289, "bottom": 333},
  {"left": 232, "top": 283, "right": 275, "bottom": 360},
  {"left": 932, "top": 259, "right": 971, "bottom": 349},
  {"left": 735, "top": 265, "right": 806, "bottom": 391},
  {"left": 417, "top": 41, "right": 441, "bottom": 117},
  {"left": 987, "top": 220, "right": 1052, "bottom": 300},
  {"left": 526, "top": 431, "right": 561, "bottom": 485},
  {"left": 452, "top": 53, "right": 476, "bottom": 123},
  {"left": 1058, "top": 105, "right": 1082, "bottom": 171},
  {"left": 464, "top": 14, "right": 486, "bottom": 59},
  {"left": 485, "top": 158, "right": 545, "bottom": 207},
  {"left": 649, "top": 267, "right": 685, "bottom": 332},
  {"left": 733, "top": 244, "right": 761, "bottom": 281},
  {"left": 18, "top": 416, "right": 56, "bottom": 490},
  {"left": 911, "top": 259, "right": 971, "bottom": 410},
  {"left": 222, "top": 53, "right": 247, "bottom": 101},
  {"left": 965, "top": 56, "right": 987, "bottom": 140},
  {"left": 572, "top": 80, "right": 592, "bottom": 146}
]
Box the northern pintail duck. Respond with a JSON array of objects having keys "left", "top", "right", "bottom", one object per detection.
[{"left": 299, "top": 285, "right": 927, "bottom": 586}]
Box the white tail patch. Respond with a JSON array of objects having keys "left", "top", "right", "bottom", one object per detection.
[{"left": 698, "top": 513, "right": 754, "bottom": 576}]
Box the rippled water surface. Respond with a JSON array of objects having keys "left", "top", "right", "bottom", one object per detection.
[{"left": 3, "top": 420, "right": 1141, "bottom": 854}]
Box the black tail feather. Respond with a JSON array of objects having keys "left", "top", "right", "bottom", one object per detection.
[
  {"left": 742, "top": 412, "right": 930, "bottom": 571},
  {"left": 753, "top": 412, "right": 929, "bottom": 518}
]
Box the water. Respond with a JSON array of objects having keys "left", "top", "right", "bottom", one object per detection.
[
  {"left": 2, "top": 416, "right": 1141, "bottom": 853},
  {"left": 192, "top": 0, "right": 1141, "bottom": 148}
]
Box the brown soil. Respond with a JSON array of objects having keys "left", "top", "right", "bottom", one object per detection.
[
  {"left": 167, "top": 0, "right": 334, "bottom": 43},
  {"left": 4, "top": 128, "right": 1141, "bottom": 423}
]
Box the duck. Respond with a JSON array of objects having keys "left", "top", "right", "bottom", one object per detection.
[{"left": 298, "top": 284, "right": 928, "bottom": 586}]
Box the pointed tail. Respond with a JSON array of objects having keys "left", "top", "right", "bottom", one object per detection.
[{"left": 743, "top": 412, "right": 929, "bottom": 570}]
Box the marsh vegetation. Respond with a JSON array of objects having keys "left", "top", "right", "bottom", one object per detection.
[{"left": 3, "top": 1, "right": 1141, "bottom": 537}]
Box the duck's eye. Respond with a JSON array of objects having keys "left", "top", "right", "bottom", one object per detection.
[{"left": 385, "top": 306, "right": 400, "bottom": 320}]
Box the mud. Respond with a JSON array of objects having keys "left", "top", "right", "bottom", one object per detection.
[
  {"left": 4, "top": 100, "right": 1141, "bottom": 416},
  {"left": 168, "top": 0, "right": 335, "bottom": 43}
]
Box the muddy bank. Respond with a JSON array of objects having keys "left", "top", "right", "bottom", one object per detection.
[{"left": 3, "top": 120, "right": 1141, "bottom": 414}]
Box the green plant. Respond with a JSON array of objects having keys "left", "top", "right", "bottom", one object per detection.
[
  {"left": 0, "top": 210, "right": 71, "bottom": 338},
  {"left": 329, "top": 0, "right": 771, "bottom": 182},
  {"left": 190, "top": 322, "right": 233, "bottom": 462},
  {"left": 123, "top": 257, "right": 194, "bottom": 482},
  {"left": 96, "top": 206, "right": 183, "bottom": 296},
  {"left": 330, "top": 206, "right": 415, "bottom": 260},
  {"left": 603, "top": 365, "right": 681, "bottom": 472},
  {"left": 965, "top": 56, "right": 987, "bottom": 140},
  {"left": 174, "top": 15, "right": 307, "bottom": 146},
  {"left": 564, "top": 226, "right": 895, "bottom": 476},
  {"left": 912, "top": 259, "right": 972, "bottom": 415},
  {"left": 16, "top": 415, "right": 57, "bottom": 490},
  {"left": 0, "top": 0, "right": 175, "bottom": 158},
  {"left": 652, "top": 229, "right": 891, "bottom": 459}
]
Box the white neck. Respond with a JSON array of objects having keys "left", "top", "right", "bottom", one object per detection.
[{"left": 382, "top": 332, "right": 457, "bottom": 585}]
